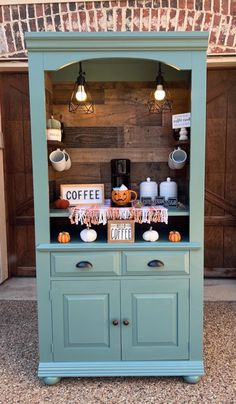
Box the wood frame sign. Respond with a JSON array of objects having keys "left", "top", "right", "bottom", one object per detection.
[
  {"left": 60, "top": 184, "right": 104, "bottom": 206},
  {"left": 108, "top": 220, "right": 135, "bottom": 243}
]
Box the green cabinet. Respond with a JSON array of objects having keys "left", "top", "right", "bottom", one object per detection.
[
  {"left": 51, "top": 277, "right": 189, "bottom": 362},
  {"left": 26, "top": 32, "right": 208, "bottom": 384},
  {"left": 51, "top": 280, "right": 121, "bottom": 361},
  {"left": 121, "top": 279, "right": 189, "bottom": 360}
]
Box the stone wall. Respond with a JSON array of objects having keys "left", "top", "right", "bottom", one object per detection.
[{"left": 0, "top": 1, "right": 235, "bottom": 58}]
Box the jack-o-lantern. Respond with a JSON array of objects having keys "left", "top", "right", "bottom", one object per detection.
[{"left": 112, "top": 189, "right": 137, "bottom": 206}]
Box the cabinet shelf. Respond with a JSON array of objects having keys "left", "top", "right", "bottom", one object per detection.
[{"left": 37, "top": 240, "right": 200, "bottom": 252}]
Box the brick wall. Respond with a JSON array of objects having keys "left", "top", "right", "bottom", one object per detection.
[{"left": 0, "top": 1, "right": 235, "bottom": 58}]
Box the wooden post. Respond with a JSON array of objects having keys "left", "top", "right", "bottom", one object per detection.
[{"left": 0, "top": 99, "right": 8, "bottom": 283}]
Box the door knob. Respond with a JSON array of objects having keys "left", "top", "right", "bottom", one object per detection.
[
  {"left": 112, "top": 320, "right": 119, "bottom": 326},
  {"left": 123, "top": 319, "right": 129, "bottom": 326}
]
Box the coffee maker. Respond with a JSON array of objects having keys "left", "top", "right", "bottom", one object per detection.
[{"left": 111, "top": 159, "right": 131, "bottom": 189}]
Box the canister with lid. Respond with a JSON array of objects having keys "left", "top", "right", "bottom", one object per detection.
[
  {"left": 140, "top": 177, "right": 158, "bottom": 199},
  {"left": 159, "top": 177, "right": 177, "bottom": 200}
]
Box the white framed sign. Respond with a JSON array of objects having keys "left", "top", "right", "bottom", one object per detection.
[
  {"left": 60, "top": 184, "right": 104, "bottom": 206},
  {"left": 172, "top": 113, "right": 191, "bottom": 129},
  {"left": 108, "top": 220, "right": 135, "bottom": 243}
]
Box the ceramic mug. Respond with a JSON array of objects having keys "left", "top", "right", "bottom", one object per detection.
[
  {"left": 63, "top": 150, "right": 72, "bottom": 170},
  {"left": 49, "top": 148, "right": 66, "bottom": 172},
  {"left": 168, "top": 147, "right": 187, "bottom": 170},
  {"left": 111, "top": 189, "right": 137, "bottom": 206},
  {"left": 168, "top": 151, "right": 176, "bottom": 170}
]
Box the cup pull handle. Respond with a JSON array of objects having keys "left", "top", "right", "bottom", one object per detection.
[
  {"left": 76, "top": 261, "right": 93, "bottom": 269},
  {"left": 147, "top": 260, "right": 164, "bottom": 268}
]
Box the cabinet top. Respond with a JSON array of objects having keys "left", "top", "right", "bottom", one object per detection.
[{"left": 25, "top": 32, "right": 209, "bottom": 53}]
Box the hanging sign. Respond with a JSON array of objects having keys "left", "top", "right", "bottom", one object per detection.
[
  {"left": 108, "top": 220, "right": 135, "bottom": 243},
  {"left": 60, "top": 184, "right": 104, "bottom": 206},
  {"left": 172, "top": 113, "right": 191, "bottom": 129}
]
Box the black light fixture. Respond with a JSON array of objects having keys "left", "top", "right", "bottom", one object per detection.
[
  {"left": 69, "top": 62, "right": 94, "bottom": 114},
  {"left": 147, "top": 62, "right": 173, "bottom": 114}
]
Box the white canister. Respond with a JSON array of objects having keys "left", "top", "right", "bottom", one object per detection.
[
  {"left": 159, "top": 177, "right": 177, "bottom": 200},
  {"left": 140, "top": 177, "right": 158, "bottom": 199}
]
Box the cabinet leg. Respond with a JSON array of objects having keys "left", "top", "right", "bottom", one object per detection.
[
  {"left": 42, "top": 377, "right": 61, "bottom": 385},
  {"left": 183, "top": 376, "right": 201, "bottom": 384}
]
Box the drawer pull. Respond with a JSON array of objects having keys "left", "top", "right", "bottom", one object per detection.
[
  {"left": 112, "top": 320, "right": 119, "bottom": 326},
  {"left": 76, "top": 261, "right": 93, "bottom": 269},
  {"left": 123, "top": 319, "right": 130, "bottom": 326},
  {"left": 147, "top": 259, "right": 164, "bottom": 268}
]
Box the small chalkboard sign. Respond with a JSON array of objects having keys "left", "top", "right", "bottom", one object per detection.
[
  {"left": 166, "top": 197, "right": 178, "bottom": 207},
  {"left": 108, "top": 220, "right": 135, "bottom": 243},
  {"left": 154, "top": 197, "right": 165, "bottom": 206},
  {"left": 141, "top": 197, "right": 153, "bottom": 206}
]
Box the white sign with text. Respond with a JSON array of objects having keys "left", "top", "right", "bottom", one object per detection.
[
  {"left": 60, "top": 184, "right": 104, "bottom": 206},
  {"left": 172, "top": 112, "right": 191, "bottom": 129}
]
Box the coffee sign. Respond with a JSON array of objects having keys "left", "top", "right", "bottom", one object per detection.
[
  {"left": 108, "top": 220, "right": 135, "bottom": 243},
  {"left": 60, "top": 184, "right": 104, "bottom": 206},
  {"left": 172, "top": 113, "right": 191, "bottom": 129}
]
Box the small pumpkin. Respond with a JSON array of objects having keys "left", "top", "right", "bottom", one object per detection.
[
  {"left": 169, "top": 231, "right": 181, "bottom": 242},
  {"left": 80, "top": 227, "right": 97, "bottom": 243},
  {"left": 142, "top": 227, "right": 159, "bottom": 242},
  {"left": 47, "top": 115, "right": 61, "bottom": 130},
  {"left": 58, "top": 231, "right": 70, "bottom": 243},
  {"left": 54, "top": 198, "right": 70, "bottom": 209}
]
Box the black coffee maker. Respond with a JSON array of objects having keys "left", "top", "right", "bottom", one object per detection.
[{"left": 111, "top": 159, "right": 131, "bottom": 189}]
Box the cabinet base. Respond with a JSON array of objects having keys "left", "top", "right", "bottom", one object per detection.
[
  {"left": 183, "top": 375, "right": 202, "bottom": 384},
  {"left": 41, "top": 377, "right": 61, "bottom": 385},
  {"left": 38, "top": 360, "right": 204, "bottom": 378}
]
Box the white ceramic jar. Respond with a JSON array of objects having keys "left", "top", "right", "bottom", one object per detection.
[
  {"left": 159, "top": 177, "right": 177, "bottom": 200},
  {"left": 140, "top": 177, "right": 158, "bottom": 199}
]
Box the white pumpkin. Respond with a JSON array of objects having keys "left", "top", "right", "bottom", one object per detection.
[
  {"left": 80, "top": 227, "right": 97, "bottom": 243},
  {"left": 142, "top": 227, "right": 159, "bottom": 242}
]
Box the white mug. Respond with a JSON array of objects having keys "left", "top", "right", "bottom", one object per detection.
[
  {"left": 168, "top": 151, "right": 176, "bottom": 169},
  {"left": 172, "top": 147, "right": 187, "bottom": 169},
  {"left": 168, "top": 147, "right": 187, "bottom": 170},
  {"left": 49, "top": 148, "right": 66, "bottom": 172},
  {"left": 63, "top": 149, "right": 72, "bottom": 170}
]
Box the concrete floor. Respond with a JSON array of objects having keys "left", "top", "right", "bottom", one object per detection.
[{"left": 0, "top": 277, "right": 236, "bottom": 301}]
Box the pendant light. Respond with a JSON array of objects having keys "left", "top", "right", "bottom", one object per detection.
[
  {"left": 147, "top": 62, "right": 173, "bottom": 114},
  {"left": 69, "top": 62, "right": 94, "bottom": 114}
]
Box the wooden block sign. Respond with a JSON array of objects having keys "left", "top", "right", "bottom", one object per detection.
[
  {"left": 60, "top": 184, "right": 104, "bottom": 206},
  {"left": 108, "top": 220, "right": 135, "bottom": 243}
]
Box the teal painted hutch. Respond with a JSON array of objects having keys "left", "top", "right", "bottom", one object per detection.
[{"left": 26, "top": 32, "right": 208, "bottom": 385}]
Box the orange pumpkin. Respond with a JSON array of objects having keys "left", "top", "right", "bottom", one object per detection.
[
  {"left": 54, "top": 198, "right": 70, "bottom": 209},
  {"left": 111, "top": 190, "right": 137, "bottom": 206},
  {"left": 169, "top": 231, "right": 181, "bottom": 242},
  {"left": 58, "top": 231, "right": 71, "bottom": 243}
]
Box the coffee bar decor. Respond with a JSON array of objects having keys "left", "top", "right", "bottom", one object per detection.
[
  {"left": 69, "top": 204, "right": 168, "bottom": 226},
  {"left": 108, "top": 220, "right": 135, "bottom": 243},
  {"left": 60, "top": 184, "right": 104, "bottom": 206}
]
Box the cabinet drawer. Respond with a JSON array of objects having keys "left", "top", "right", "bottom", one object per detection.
[
  {"left": 123, "top": 251, "right": 189, "bottom": 275},
  {"left": 51, "top": 252, "right": 120, "bottom": 276}
]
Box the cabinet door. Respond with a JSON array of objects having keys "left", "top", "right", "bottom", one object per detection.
[
  {"left": 121, "top": 279, "right": 189, "bottom": 360},
  {"left": 51, "top": 280, "right": 120, "bottom": 361}
]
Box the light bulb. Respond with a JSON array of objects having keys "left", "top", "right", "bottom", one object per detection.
[
  {"left": 154, "top": 84, "right": 166, "bottom": 101},
  {"left": 75, "top": 85, "right": 87, "bottom": 102}
]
